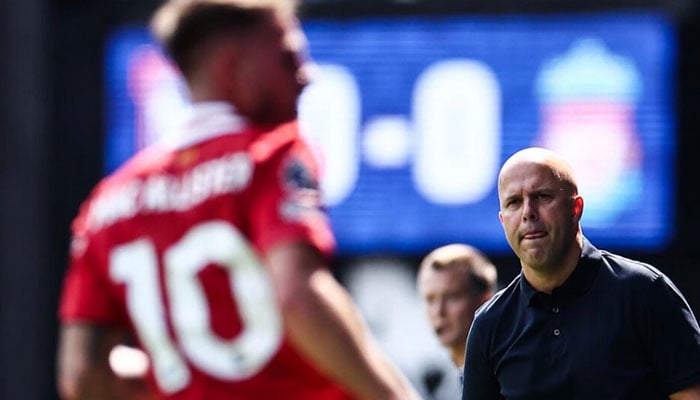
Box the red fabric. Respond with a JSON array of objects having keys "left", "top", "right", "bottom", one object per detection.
[{"left": 59, "top": 120, "right": 351, "bottom": 400}]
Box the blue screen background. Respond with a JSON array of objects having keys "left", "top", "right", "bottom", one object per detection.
[{"left": 104, "top": 12, "right": 676, "bottom": 255}]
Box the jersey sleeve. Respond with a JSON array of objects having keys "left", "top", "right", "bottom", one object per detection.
[
  {"left": 58, "top": 203, "right": 127, "bottom": 326},
  {"left": 646, "top": 275, "right": 700, "bottom": 394},
  {"left": 248, "top": 128, "right": 335, "bottom": 258}
]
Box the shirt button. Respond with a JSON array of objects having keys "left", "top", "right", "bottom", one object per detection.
[
  {"left": 552, "top": 306, "right": 559, "bottom": 313},
  {"left": 553, "top": 329, "right": 561, "bottom": 336}
]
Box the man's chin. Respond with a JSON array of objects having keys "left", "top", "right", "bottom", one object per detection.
[{"left": 437, "top": 333, "right": 455, "bottom": 346}]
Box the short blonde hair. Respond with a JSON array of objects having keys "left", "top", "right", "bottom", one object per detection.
[
  {"left": 150, "top": 0, "right": 298, "bottom": 78},
  {"left": 419, "top": 243, "right": 498, "bottom": 295}
]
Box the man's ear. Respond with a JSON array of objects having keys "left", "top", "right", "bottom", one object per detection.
[
  {"left": 480, "top": 291, "right": 493, "bottom": 304},
  {"left": 573, "top": 196, "right": 584, "bottom": 219}
]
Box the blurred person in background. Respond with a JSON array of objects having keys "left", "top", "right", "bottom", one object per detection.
[
  {"left": 463, "top": 147, "right": 700, "bottom": 399},
  {"left": 417, "top": 243, "right": 498, "bottom": 372},
  {"left": 56, "top": 1, "right": 421, "bottom": 399}
]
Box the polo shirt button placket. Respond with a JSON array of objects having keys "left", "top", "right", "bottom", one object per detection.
[{"left": 546, "top": 299, "right": 565, "bottom": 365}]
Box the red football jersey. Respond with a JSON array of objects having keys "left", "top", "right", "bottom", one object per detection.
[{"left": 59, "top": 103, "right": 354, "bottom": 400}]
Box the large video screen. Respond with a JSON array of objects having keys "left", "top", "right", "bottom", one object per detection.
[{"left": 105, "top": 12, "right": 676, "bottom": 255}]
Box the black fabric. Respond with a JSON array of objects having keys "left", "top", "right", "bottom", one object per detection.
[{"left": 462, "top": 237, "right": 700, "bottom": 400}]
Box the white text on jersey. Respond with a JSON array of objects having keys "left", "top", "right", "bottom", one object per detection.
[{"left": 86, "top": 152, "right": 254, "bottom": 231}]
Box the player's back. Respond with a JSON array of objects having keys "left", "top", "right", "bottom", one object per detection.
[{"left": 61, "top": 113, "right": 351, "bottom": 399}]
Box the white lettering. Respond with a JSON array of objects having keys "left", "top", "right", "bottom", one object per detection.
[
  {"left": 88, "top": 181, "right": 141, "bottom": 229},
  {"left": 87, "top": 152, "right": 254, "bottom": 231},
  {"left": 143, "top": 175, "right": 170, "bottom": 212}
]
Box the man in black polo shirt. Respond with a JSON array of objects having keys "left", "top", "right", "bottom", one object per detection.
[{"left": 462, "top": 147, "right": 700, "bottom": 400}]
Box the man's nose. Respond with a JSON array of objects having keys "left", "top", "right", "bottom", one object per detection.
[{"left": 522, "top": 198, "right": 538, "bottom": 221}]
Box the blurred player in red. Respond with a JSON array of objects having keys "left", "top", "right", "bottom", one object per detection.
[{"left": 56, "top": 1, "right": 422, "bottom": 399}]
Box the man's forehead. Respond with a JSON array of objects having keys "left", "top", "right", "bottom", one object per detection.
[
  {"left": 501, "top": 161, "right": 557, "bottom": 185},
  {"left": 499, "top": 163, "right": 564, "bottom": 196}
]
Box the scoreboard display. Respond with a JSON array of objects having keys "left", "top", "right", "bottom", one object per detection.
[{"left": 105, "top": 11, "right": 676, "bottom": 255}]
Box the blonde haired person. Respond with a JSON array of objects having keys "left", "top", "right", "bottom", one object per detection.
[{"left": 418, "top": 243, "right": 497, "bottom": 370}]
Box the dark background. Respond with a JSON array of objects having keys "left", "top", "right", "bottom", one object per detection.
[{"left": 0, "top": 0, "right": 697, "bottom": 398}]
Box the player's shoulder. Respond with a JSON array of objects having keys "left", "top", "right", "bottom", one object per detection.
[
  {"left": 72, "top": 144, "right": 170, "bottom": 222},
  {"left": 249, "top": 121, "right": 306, "bottom": 161},
  {"left": 99, "top": 145, "right": 169, "bottom": 191}
]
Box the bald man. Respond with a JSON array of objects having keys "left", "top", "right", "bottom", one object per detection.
[{"left": 462, "top": 147, "right": 700, "bottom": 400}]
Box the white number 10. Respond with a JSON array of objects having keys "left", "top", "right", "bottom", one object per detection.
[{"left": 109, "top": 221, "right": 283, "bottom": 394}]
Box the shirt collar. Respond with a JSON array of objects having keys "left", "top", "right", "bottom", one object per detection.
[
  {"left": 520, "top": 237, "right": 601, "bottom": 307},
  {"left": 162, "top": 101, "right": 248, "bottom": 150}
]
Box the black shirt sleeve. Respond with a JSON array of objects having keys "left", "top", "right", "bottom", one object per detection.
[{"left": 645, "top": 275, "right": 700, "bottom": 395}]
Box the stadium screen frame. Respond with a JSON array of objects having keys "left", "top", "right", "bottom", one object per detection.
[{"left": 104, "top": 8, "right": 677, "bottom": 256}]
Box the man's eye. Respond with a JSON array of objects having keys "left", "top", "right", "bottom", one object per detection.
[{"left": 506, "top": 199, "right": 521, "bottom": 208}]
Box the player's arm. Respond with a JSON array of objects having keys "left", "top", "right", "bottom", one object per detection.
[
  {"left": 670, "top": 384, "right": 700, "bottom": 400},
  {"left": 56, "top": 323, "right": 128, "bottom": 400},
  {"left": 266, "top": 241, "right": 422, "bottom": 400}
]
